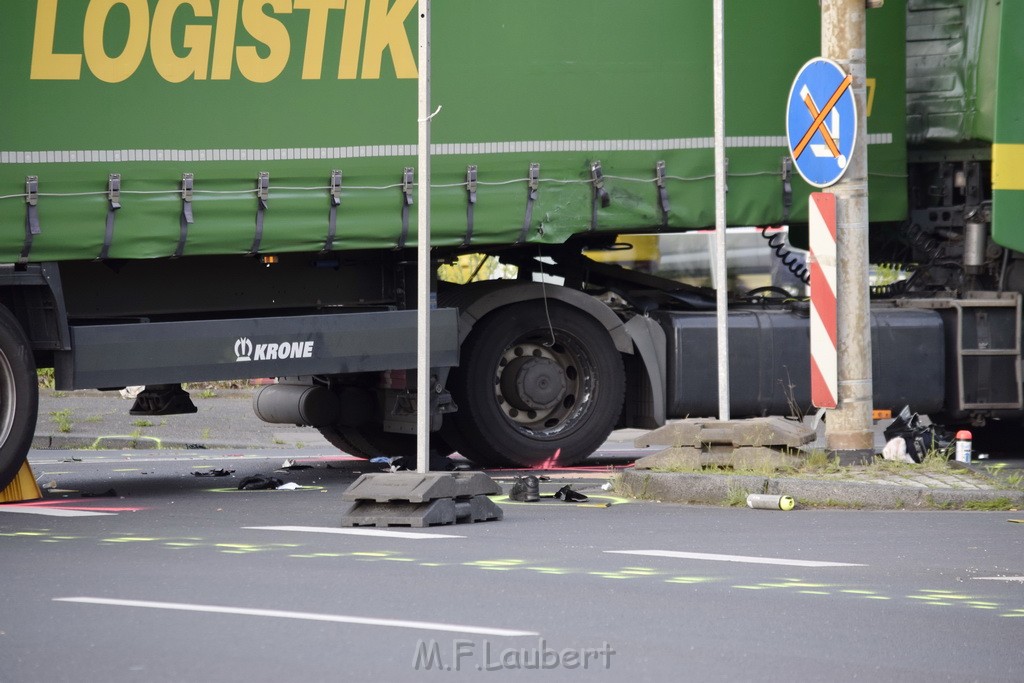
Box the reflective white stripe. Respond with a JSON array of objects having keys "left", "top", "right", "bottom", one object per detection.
[
  {"left": 606, "top": 549, "right": 866, "bottom": 567},
  {"left": 971, "top": 576, "right": 1024, "bottom": 582},
  {"left": 54, "top": 597, "right": 538, "bottom": 637},
  {"left": 0, "top": 134, "right": 893, "bottom": 165},
  {"left": 0, "top": 507, "right": 115, "bottom": 517},
  {"left": 244, "top": 525, "right": 464, "bottom": 539}
]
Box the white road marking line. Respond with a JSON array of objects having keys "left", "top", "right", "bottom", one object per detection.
[
  {"left": 245, "top": 525, "right": 465, "bottom": 539},
  {"left": 606, "top": 550, "right": 866, "bottom": 568},
  {"left": 0, "top": 507, "right": 115, "bottom": 517},
  {"left": 53, "top": 597, "right": 537, "bottom": 637},
  {"left": 972, "top": 576, "right": 1024, "bottom": 582}
]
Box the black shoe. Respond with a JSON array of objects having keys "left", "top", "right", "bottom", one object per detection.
[
  {"left": 554, "top": 485, "right": 588, "bottom": 502},
  {"left": 523, "top": 475, "right": 540, "bottom": 502},
  {"left": 509, "top": 475, "right": 541, "bottom": 502}
]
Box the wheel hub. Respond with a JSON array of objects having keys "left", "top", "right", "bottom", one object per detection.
[{"left": 500, "top": 355, "right": 566, "bottom": 411}]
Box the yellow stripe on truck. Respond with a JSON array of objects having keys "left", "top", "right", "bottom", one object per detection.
[{"left": 992, "top": 144, "right": 1024, "bottom": 191}]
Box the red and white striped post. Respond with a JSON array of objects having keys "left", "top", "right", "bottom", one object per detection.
[{"left": 809, "top": 192, "right": 838, "bottom": 408}]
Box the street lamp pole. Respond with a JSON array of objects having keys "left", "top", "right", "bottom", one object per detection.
[{"left": 822, "top": 0, "right": 874, "bottom": 458}]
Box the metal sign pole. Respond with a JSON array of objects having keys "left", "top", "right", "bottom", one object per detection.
[
  {"left": 822, "top": 0, "right": 873, "bottom": 457},
  {"left": 713, "top": 0, "right": 730, "bottom": 420},
  {"left": 416, "top": 0, "right": 431, "bottom": 473}
]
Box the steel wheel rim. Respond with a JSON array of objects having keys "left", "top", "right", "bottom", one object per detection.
[
  {"left": 0, "top": 349, "right": 16, "bottom": 447},
  {"left": 491, "top": 330, "right": 597, "bottom": 440}
]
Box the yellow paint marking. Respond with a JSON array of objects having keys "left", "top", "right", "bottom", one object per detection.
[
  {"left": 862, "top": 596, "right": 891, "bottom": 601},
  {"left": 491, "top": 494, "right": 629, "bottom": 507},
  {"left": 760, "top": 582, "right": 832, "bottom": 589},
  {"left": 840, "top": 590, "right": 878, "bottom": 595},
  {"left": 665, "top": 577, "right": 715, "bottom": 584},
  {"left": 350, "top": 551, "right": 396, "bottom": 557},
  {"left": 464, "top": 560, "right": 524, "bottom": 568},
  {"left": 588, "top": 572, "right": 637, "bottom": 580},
  {"left": 798, "top": 590, "right": 830, "bottom": 595}
]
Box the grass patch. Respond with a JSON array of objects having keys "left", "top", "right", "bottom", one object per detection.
[
  {"left": 960, "top": 497, "right": 1016, "bottom": 511},
  {"left": 724, "top": 483, "right": 752, "bottom": 507},
  {"left": 49, "top": 409, "right": 73, "bottom": 433},
  {"left": 37, "top": 368, "right": 55, "bottom": 389},
  {"left": 801, "top": 449, "right": 841, "bottom": 473}
]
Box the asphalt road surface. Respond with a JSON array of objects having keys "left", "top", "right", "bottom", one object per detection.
[{"left": 2, "top": 447, "right": 1023, "bottom": 682}]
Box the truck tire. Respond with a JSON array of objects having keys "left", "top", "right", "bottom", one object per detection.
[
  {"left": 318, "top": 425, "right": 453, "bottom": 463},
  {"left": 0, "top": 305, "right": 38, "bottom": 491},
  {"left": 318, "top": 425, "right": 414, "bottom": 459},
  {"left": 442, "top": 301, "right": 625, "bottom": 468}
]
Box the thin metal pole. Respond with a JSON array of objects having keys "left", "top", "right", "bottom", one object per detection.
[
  {"left": 713, "top": 0, "right": 730, "bottom": 420},
  {"left": 822, "top": 0, "right": 873, "bottom": 455},
  {"left": 416, "top": 0, "right": 431, "bottom": 473}
]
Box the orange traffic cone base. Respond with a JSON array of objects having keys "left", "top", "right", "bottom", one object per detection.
[{"left": 0, "top": 460, "right": 43, "bottom": 503}]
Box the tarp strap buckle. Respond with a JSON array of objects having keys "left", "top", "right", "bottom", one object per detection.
[
  {"left": 99, "top": 173, "right": 121, "bottom": 260},
  {"left": 324, "top": 169, "right": 342, "bottom": 253},
  {"left": 249, "top": 171, "right": 269, "bottom": 256},
  {"left": 655, "top": 161, "right": 670, "bottom": 227},
  {"left": 175, "top": 173, "right": 194, "bottom": 258},
  {"left": 781, "top": 156, "right": 793, "bottom": 222},
  {"left": 463, "top": 164, "right": 477, "bottom": 247},
  {"left": 398, "top": 167, "right": 414, "bottom": 250},
  {"left": 517, "top": 163, "right": 540, "bottom": 244},
  {"left": 20, "top": 176, "right": 40, "bottom": 265},
  {"left": 590, "top": 161, "right": 610, "bottom": 231}
]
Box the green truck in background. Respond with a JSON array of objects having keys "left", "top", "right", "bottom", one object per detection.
[{"left": 0, "top": 0, "right": 1021, "bottom": 489}]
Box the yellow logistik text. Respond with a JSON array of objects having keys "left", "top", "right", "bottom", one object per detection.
[{"left": 30, "top": 0, "right": 417, "bottom": 83}]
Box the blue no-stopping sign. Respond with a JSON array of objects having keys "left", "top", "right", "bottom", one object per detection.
[{"left": 786, "top": 58, "right": 857, "bottom": 188}]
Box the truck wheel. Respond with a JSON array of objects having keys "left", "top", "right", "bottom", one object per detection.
[
  {"left": 318, "top": 425, "right": 452, "bottom": 463},
  {"left": 0, "top": 306, "right": 38, "bottom": 491},
  {"left": 318, "top": 425, "right": 414, "bottom": 459},
  {"left": 442, "top": 301, "right": 625, "bottom": 468}
]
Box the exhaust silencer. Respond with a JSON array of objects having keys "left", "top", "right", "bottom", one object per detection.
[{"left": 253, "top": 384, "right": 341, "bottom": 426}]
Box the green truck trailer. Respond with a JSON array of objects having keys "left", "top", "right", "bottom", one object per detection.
[{"left": 0, "top": 0, "right": 1021, "bottom": 488}]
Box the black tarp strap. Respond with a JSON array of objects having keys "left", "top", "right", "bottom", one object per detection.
[
  {"left": 655, "top": 161, "right": 670, "bottom": 227},
  {"left": 99, "top": 173, "right": 120, "bottom": 260},
  {"left": 249, "top": 172, "right": 269, "bottom": 256},
  {"left": 590, "top": 161, "right": 610, "bottom": 231},
  {"left": 517, "top": 163, "right": 540, "bottom": 244},
  {"left": 398, "top": 167, "right": 413, "bottom": 250},
  {"left": 20, "top": 176, "right": 40, "bottom": 265},
  {"left": 781, "top": 156, "right": 793, "bottom": 223},
  {"left": 175, "top": 173, "right": 194, "bottom": 258},
  {"left": 463, "top": 164, "right": 477, "bottom": 247},
  {"left": 324, "top": 169, "right": 342, "bottom": 253}
]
